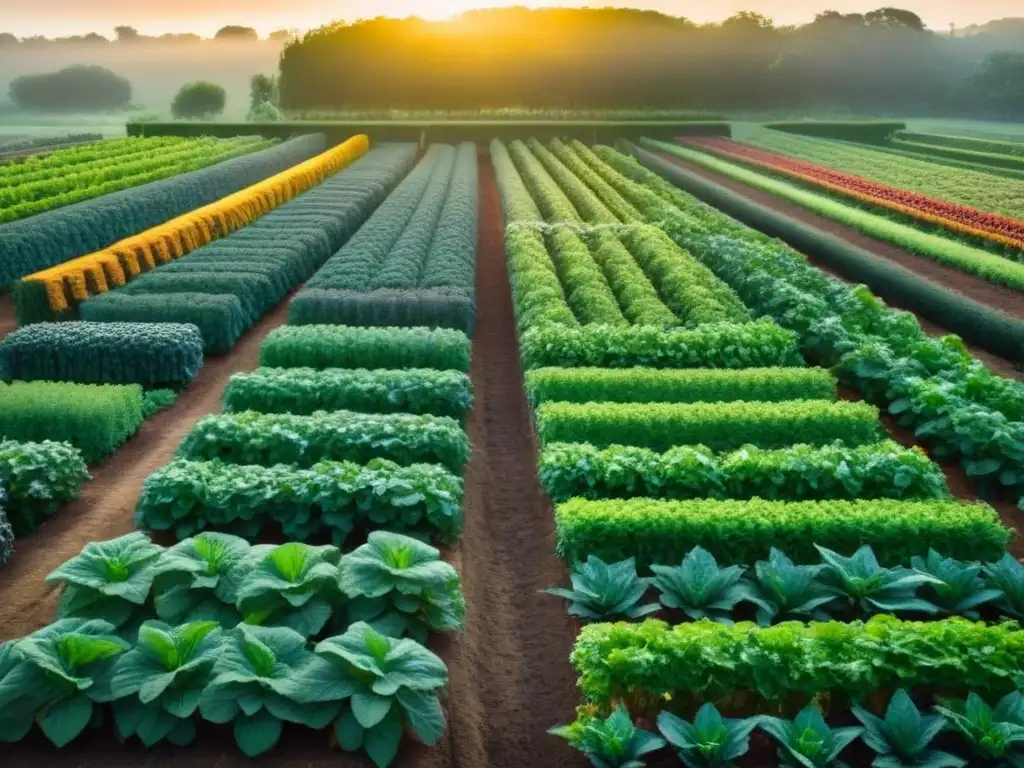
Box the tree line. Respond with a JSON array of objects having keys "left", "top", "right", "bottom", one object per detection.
[
  {"left": 0, "top": 26, "right": 292, "bottom": 46},
  {"left": 277, "top": 7, "right": 1024, "bottom": 116}
]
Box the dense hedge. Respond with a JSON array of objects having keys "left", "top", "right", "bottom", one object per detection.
[
  {"left": 178, "top": 410, "right": 469, "bottom": 472},
  {"left": 0, "top": 135, "right": 324, "bottom": 284},
  {"left": 524, "top": 366, "right": 836, "bottom": 405},
  {"left": 0, "top": 382, "right": 144, "bottom": 463},
  {"left": 536, "top": 399, "right": 881, "bottom": 453},
  {"left": 260, "top": 325, "right": 471, "bottom": 372},
  {"left": 540, "top": 440, "right": 949, "bottom": 503},
  {"left": 290, "top": 288, "right": 475, "bottom": 333},
  {"left": 764, "top": 121, "right": 905, "bottom": 142},
  {"left": 0, "top": 321, "right": 203, "bottom": 387},
  {"left": 136, "top": 457, "right": 464, "bottom": 544},
  {"left": 555, "top": 497, "right": 1009, "bottom": 568},
  {"left": 0, "top": 439, "right": 90, "bottom": 535},
  {"left": 222, "top": 367, "right": 473, "bottom": 419}
]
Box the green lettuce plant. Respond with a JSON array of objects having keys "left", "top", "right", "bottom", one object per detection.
[
  {"left": 650, "top": 547, "right": 754, "bottom": 624},
  {"left": 852, "top": 689, "right": 964, "bottom": 767},
  {"left": 235, "top": 542, "right": 342, "bottom": 637},
  {"left": 550, "top": 705, "right": 666, "bottom": 768},
  {"left": 109, "top": 621, "right": 223, "bottom": 746},
  {"left": 935, "top": 692, "right": 1024, "bottom": 764},
  {"left": 198, "top": 623, "right": 339, "bottom": 756},
  {"left": 747, "top": 548, "right": 840, "bottom": 625},
  {"left": 339, "top": 531, "right": 464, "bottom": 643},
  {"left": 657, "top": 702, "right": 757, "bottom": 767},
  {"left": 911, "top": 550, "right": 1002, "bottom": 619},
  {"left": 760, "top": 705, "right": 863, "bottom": 768},
  {"left": 0, "top": 618, "right": 129, "bottom": 746},
  {"left": 983, "top": 554, "right": 1024, "bottom": 620},
  {"left": 46, "top": 532, "right": 164, "bottom": 629},
  {"left": 544, "top": 555, "right": 659, "bottom": 621},
  {"left": 816, "top": 545, "right": 940, "bottom": 615},
  {"left": 150, "top": 532, "right": 252, "bottom": 626}
]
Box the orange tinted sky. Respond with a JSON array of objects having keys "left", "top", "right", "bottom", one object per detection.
[{"left": 6, "top": 0, "right": 1020, "bottom": 37}]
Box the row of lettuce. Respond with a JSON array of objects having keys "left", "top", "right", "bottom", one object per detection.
[
  {"left": 490, "top": 136, "right": 1023, "bottom": 766},
  {"left": 0, "top": 140, "right": 481, "bottom": 766}
]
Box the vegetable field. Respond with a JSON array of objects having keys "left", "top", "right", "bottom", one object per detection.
[{"left": 1, "top": 121, "right": 1023, "bottom": 768}]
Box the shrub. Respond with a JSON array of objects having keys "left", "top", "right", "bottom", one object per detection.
[
  {"left": 178, "top": 410, "right": 470, "bottom": 472},
  {"left": 171, "top": 82, "right": 227, "bottom": 120},
  {"left": 9, "top": 65, "right": 131, "bottom": 112},
  {"left": 260, "top": 325, "right": 471, "bottom": 372},
  {"left": 0, "top": 322, "right": 203, "bottom": 387},
  {"left": 525, "top": 366, "right": 836, "bottom": 405},
  {"left": 554, "top": 497, "right": 1009, "bottom": 568},
  {"left": 222, "top": 367, "right": 473, "bottom": 419},
  {"left": 536, "top": 399, "right": 881, "bottom": 453},
  {"left": 0, "top": 488, "right": 13, "bottom": 567},
  {"left": 0, "top": 439, "right": 90, "bottom": 535},
  {"left": 290, "top": 289, "right": 475, "bottom": 334},
  {"left": 0, "top": 382, "right": 145, "bottom": 463}
]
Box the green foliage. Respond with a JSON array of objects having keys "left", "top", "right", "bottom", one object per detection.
[
  {"left": 0, "top": 322, "right": 203, "bottom": 387},
  {"left": 817, "top": 544, "right": 942, "bottom": 616},
  {"left": 521, "top": 319, "right": 801, "bottom": 370},
  {"left": 852, "top": 689, "right": 964, "bottom": 768},
  {"left": 760, "top": 705, "right": 863, "bottom": 767},
  {"left": 543, "top": 556, "right": 659, "bottom": 622},
  {"left": 935, "top": 692, "right": 1024, "bottom": 764},
  {"left": 0, "top": 489, "right": 12, "bottom": 567},
  {"left": 984, "top": 554, "right": 1024, "bottom": 621},
  {"left": 554, "top": 497, "right": 1009, "bottom": 569},
  {"left": 222, "top": 366, "right": 472, "bottom": 420},
  {"left": 0, "top": 439, "right": 90, "bottom": 535},
  {"left": 747, "top": 549, "right": 839, "bottom": 625},
  {"left": 178, "top": 409, "right": 469, "bottom": 473},
  {"left": 550, "top": 706, "right": 666, "bottom": 768},
  {"left": 650, "top": 547, "right": 753, "bottom": 624},
  {"left": 764, "top": 121, "right": 904, "bottom": 142},
  {"left": 571, "top": 616, "right": 1024, "bottom": 714},
  {"left": 537, "top": 399, "right": 880, "bottom": 453},
  {"left": 260, "top": 325, "right": 471, "bottom": 372},
  {"left": 911, "top": 549, "right": 1004, "bottom": 619},
  {"left": 135, "top": 458, "right": 463, "bottom": 545},
  {"left": 291, "top": 289, "right": 475, "bottom": 334},
  {"left": 171, "top": 82, "right": 227, "bottom": 120},
  {"left": 894, "top": 131, "right": 1024, "bottom": 159},
  {"left": 539, "top": 440, "right": 948, "bottom": 503},
  {"left": 525, "top": 365, "right": 836, "bottom": 405},
  {"left": 657, "top": 703, "right": 758, "bottom": 767},
  {"left": 117, "top": 272, "right": 276, "bottom": 326},
  {"left": 0, "top": 381, "right": 145, "bottom": 463},
  {"left": 3, "top": 135, "right": 323, "bottom": 287},
  {"left": 142, "top": 389, "right": 178, "bottom": 418}
]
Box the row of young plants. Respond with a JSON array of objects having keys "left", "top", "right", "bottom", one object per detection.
[{"left": 290, "top": 142, "right": 479, "bottom": 333}]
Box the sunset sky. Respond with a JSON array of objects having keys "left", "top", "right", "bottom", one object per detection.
[{"left": 5, "top": 0, "right": 1020, "bottom": 38}]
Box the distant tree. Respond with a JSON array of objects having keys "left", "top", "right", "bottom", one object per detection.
[
  {"left": 83, "top": 33, "right": 110, "bottom": 44},
  {"left": 248, "top": 73, "right": 279, "bottom": 120},
  {"left": 214, "top": 25, "right": 258, "bottom": 42},
  {"left": 114, "top": 25, "right": 141, "bottom": 42},
  {"left": 969, "top": 51, "right": 1024, "bottom": 115},
  {"left": 171, "top": 82, "right": 226, "bottom": 119},
  {"left": 720, "top": 11, "right": 775, "bottom": 32},
  {"left": 9, "top": 65, "right": 131, "bottom": 112},
  {"left": 864, "top": 7, "right": 925, "bottom": 31},
  {"left": 0, "top": 33, "right": 19, "bottom": 47},
  {"left": 160, "top": 33, "right": 202, "bottom": 43},
  {"left": 268, "top": 29, "right": 293, "bottom": 42}
]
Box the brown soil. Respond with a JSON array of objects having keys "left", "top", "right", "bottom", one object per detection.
[
  {"left": 655, "top": 151, "right": 1024, "bottom": 378},
  {"left": 0, "top": 294, "right": 16, "bottom": 339}
]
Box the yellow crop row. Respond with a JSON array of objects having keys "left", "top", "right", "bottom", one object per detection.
[{"left": 24, "top": 134, "right": 369, "bottom": 313}]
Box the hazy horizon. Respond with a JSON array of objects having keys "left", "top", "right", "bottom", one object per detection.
[{"left": 4, "top": 0, "right": 1021, "bottom": 39}]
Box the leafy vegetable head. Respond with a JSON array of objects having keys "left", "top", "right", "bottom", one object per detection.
[
  {"left": 983, "top": 554, "right": 1024, "bottom": 620},
  {"left": 816, "top": 545, "right": 939, "bottom": 615},
  {"left": 151, "top": 532, "right": 252, "bottom": 626},
  {"left": 935, "top": 692, "right": 1024, "bottom": 761},
  {"left": 911, "top": 550, "right": 1002, "bottom": 619},
  {"left": 657, "top": 702, "right": 757, "bottom": 767},
  {"left": 543, "top": 555, "right": 659, "bottom": 621},
  {"left": 760, "top": 705, "right": 862, "bottom": 768},
  {"left": 748, "top": 549, "right": 839, "bottom": 625},
  {"left": 852, "top": 689, "right": 964, "bottom": 768},
  {"left": 551, "top": 706, "right": 666, "bottom": 768},
  {"left": 46, "top": 532, "right": 163, "bottom": 627},
  {"left": 650, "top": 546, "right": 753, "bottom": 624}
]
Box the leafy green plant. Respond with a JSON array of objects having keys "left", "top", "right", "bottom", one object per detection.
[
  {"left": 339, "top": 531, "right": 464, "bottom": 643},
  {"left": 983, "top": 554, "right": 1024, "bottom": 620},
  {"left": 0, "top": 438, "right": 90, "bottom": 536},
  {"left": 109, "top": 621, "right": 223, "bottom": 746},
  {"left": 852, "top": 689, "right": 964, "bottom": 767},
  {"left": 816, "top": 544, "right": 940, "bottom": 615},
  {"left": 657, "top": 703, "right": 757, "bottom": 767},
  {"left": 650, "top": 547, "right": 754, "bottom": 623},
  {"left": 935, "top": 692, "right": 1024, "bottom": 764},
  {"left": 747, "top": 548, "right": 839, "bottom": 625},
  {"left": 0, "top": 618, "right": 129, "bottom": 746},
  {"left": 912, "top": 550, "right": 1003, "bottom": 619},
  {"left": 235, "top": 542, "right": 342, "bottom": 638},
  {"left": 47, "top": 531, "right": 164, "bottom": 629},
  {"left": 198, "top": 623, "right": 338, "bottom": 756},
  {"left": 551, "top": 705, "right": 666, "bottom": 768},
  {"left": 150, "top": 532, "right": 252, "bottom": 626},
  {"left": 544, "top": 555, "right": 659, "bottom": 621},
  {"left": 760, "top": 705, "right": 863, "bottom": 768}
]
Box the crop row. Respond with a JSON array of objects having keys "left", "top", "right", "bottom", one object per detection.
[
  {"left": 0, "top": 136, "right": 272, "bottom": 223},
  {"left": 1, "top": 136, "right": 184, "bottom": 181},
  {"left": 1, "top": 134, "right": 329, "bottom": 286}
]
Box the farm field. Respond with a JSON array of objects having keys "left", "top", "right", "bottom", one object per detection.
[{"left": 1, "top": 118, "right": 1024, "bottom": 768}]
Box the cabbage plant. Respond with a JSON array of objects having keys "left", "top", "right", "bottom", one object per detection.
[
  {"left": 657, "top": 703, "right": 757, "bottom": 767},
  {"left": 543, "top": 555, "right": 659, "bottom": 621},
  {"left": 747, "top": 549, "right": 840, "bottom": 625},
  {"left": 816, "top": 545, "right": 940, "bottom": 616},
  {"left": 651, "top": 546, "right": 755, "bottom": 624},
  {"left": 339, "top": 531, "right": 464, "bottom": 642},
  {"left": 983, "top": 554, "right": 1024, "bottom": 620},
  {"left": 911, "top": 550, "right": 1002, "bottom": 619},
  {"left": 109, "top": 621, "right": 223, "bottom": 746},
  {"left": 0, "top": 618, "right": 129, "bottom": 746},
  {"left": 760, "top": 705, "right": 863, "bottom": 768},
  {"left": 852, "top": 689, "right": 964, "bottom": 768},
  {"left": 46, "top": 532, "right": 163, "bottom": 629},
  {"left": 550, "top": 705, "right": 666, "bottom": 768},
  {"left": 935, "top": 692, "right": 1024, "bottom": 764}
]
